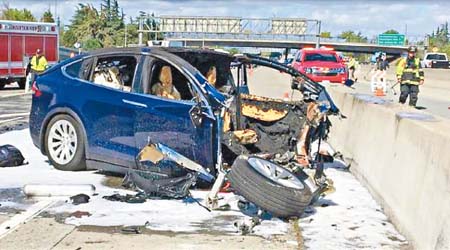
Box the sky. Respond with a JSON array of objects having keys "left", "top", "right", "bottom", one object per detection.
[{"left": 4, "top": 0, "right": 450, "bottom": 40}]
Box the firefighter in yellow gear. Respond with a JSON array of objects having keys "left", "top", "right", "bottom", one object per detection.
[
  {"left": 396, "top": 46, "right": 424, "bottom": 107},
  {"left": 30, "top": 49, "right": 48, "bottom": 73},
  {"left": 347, "top": 56, "right": 358, "bottom": 81}
]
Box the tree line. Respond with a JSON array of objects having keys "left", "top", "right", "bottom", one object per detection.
[
  {"left": 2, "top": 0, "right": 449, "bottom": 56},
  {"left": 1, "top": 2, "right": 54, "bottom": 22},
  {"left": 1, "top": 0, "right": 160, "bottom": 50},
  {"left": 61, "top": 0, "right": 162, "bottom": 49},
  {"left": 428, "top": 22, "right": 450, "bottom": 55}
]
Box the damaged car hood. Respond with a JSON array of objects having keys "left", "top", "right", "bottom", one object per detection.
[{"left": 238, "top": 54, "right": 340, "bottom": 115}]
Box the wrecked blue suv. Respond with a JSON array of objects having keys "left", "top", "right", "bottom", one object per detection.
[{"left": 29, "top": 47, "right": 339, "bottom": 218}]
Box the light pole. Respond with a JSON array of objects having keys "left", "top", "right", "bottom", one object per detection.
[
  {"left": 138, "top": 16, "right": 144, "bottom": 46},
  {"left": 124, "top": 15, "right": 128, "bottom": 48},
  {"left": 316, "top": 20, "right": 321, "bottom": 48}
]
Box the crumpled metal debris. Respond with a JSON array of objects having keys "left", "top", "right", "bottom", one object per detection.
[
  {"left": 123, "top": 170, "right": 197, "bottom": 199},
  {"left": 102, "top": 192, "right": 146, "bottom": 203},
  {"left": 233, "top": 217, "right": 261, "bottom": 235}
]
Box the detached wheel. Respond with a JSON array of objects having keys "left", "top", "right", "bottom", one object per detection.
[
  {"left": 45, "top": 114, "right": 86, "bottom": 171},
  {"left": 228, "top": 156, "right": 312, "bottom": 218}
]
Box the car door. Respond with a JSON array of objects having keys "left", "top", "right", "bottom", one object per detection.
[
  {"left": 64, "top": 54, "right": 142, "bottom": 168},
  {"left": 130, "top": 55, "right": 216, "bottom": 172}
]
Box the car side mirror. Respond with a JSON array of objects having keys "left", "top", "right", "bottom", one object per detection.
[{"left": 189, "top": 104, "right": 203, "bottom": 128}]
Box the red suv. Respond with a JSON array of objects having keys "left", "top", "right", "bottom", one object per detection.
[{"left": 292, "top": 48, "right": 348, "bottom": 84}]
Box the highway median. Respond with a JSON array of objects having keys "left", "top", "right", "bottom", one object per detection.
[{"left": 327, "top": 85, "right": 450, "bottom": 250}]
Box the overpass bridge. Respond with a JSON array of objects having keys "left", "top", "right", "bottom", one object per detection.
[
  {"left": 138, "top": 15, "right": 408, "bottom": 56},
  {"left": 165, "top": 38, "right": 408, "bottom": 55}
]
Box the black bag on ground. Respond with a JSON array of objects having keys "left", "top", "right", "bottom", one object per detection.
[{"left": 0, "top": 145, "right": 25, "bottom": 167}]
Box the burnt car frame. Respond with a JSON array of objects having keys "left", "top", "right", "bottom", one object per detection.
[{"left": 29, "top": 47, "right": 339, "bottom": 217}]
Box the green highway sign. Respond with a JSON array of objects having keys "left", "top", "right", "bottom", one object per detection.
[{"left": 377, "top": 34, "right": 405, "bottom": 46}]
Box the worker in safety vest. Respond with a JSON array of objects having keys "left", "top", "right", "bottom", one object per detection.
[
  {"left": 25, "top": 49, "right": 48, "bottom": 93},
  {"left": 396, "top": 46, "right": 424, "bottom": 107},
  {"left": 347, "top": 56, "right": 358, "bottom": 82},
  {"left": 30, "top": 49, "right": 48, "bottom": 73}
]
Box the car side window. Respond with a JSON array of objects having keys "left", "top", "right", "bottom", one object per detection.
[
  {"left": 65, "top": 58, "right": 94, "bottom": 80},
  {"left": 296, "top": 51, "right": 302, "bottom": 62},
  {"left": 90, "top": 55, "right": 137, "bottom": 92},
  {"left": 65, "top": 61, "right": 82, "bottom": 78},
  {"left": 142, "top": 58, "right": 194, "bottom": 101}
]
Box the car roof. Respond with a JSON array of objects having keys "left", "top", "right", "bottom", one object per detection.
[
  {"left": 300, "top": 49, "right": 337, "bottom": 54},
  {"left": 85, "top": 46, "right": 232, "bottom": 57},
  {"left": 76, "top": 46, "right": 235, "bottom": 78}
]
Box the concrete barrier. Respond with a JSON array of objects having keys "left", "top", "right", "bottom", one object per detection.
[{"left": 327, "top": 86, "right": 450, "bottom": 250}]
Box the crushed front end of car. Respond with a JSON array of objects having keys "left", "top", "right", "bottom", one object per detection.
[{"left": 124, "top": 49, "right": 341, "bottom": 218}]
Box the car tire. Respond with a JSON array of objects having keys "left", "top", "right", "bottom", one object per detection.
[
  {"left": 45, "top": 114, "right": 86, "bottom": 171},
  {"left": 228, "top": 155, "right": 312, "bottom": 218},
  {"left": 0, "top": 81, "right": 5, "bottom": 90}
]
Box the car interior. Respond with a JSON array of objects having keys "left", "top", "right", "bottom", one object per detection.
[
  {"left": 91, "top": 56, "right": 137, "bottom": 92},
  {"left": 145, "top": 59, "right": 194, "bottom": 101},
  {"left": 169, "top": 51, "right": 235, "bottom": 93}
]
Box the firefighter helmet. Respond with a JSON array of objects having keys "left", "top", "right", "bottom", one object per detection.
[{"left": 408, "top": 46, "right": 417, "bottom": 53}]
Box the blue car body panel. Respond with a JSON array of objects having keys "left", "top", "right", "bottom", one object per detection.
[
  {"left": 29, "top": 47, "right": 339, "bottom": 175},
  {"left": 30, "top": 47, "right": 222, "bottom": 173}
]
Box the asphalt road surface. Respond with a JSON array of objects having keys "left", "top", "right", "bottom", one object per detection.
[
  {"left": 0, "top": 87, "right": 31, "bottom": 134},
  {"left": 355, "top": 65, "right": 450, "bottom": 119}
]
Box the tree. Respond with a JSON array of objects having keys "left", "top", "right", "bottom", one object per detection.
[
  {"left": 338, "top": 30, "right": 368, "bottom": 43},
  {"left": 1, "top": 3, "right": 36, "bottom": 21},
  {"left": 61, "top": 4, "right": 103, "bottom": 48},
  {"left": 40, "top": 9, "right": 55, "bottom": 23},
  {"left": 227, "top": 48, "right": 240, "bottom": 55},
  {"left": 61, "top": 1, "right": 127, "bottom": 49},
  {"left": 383, "top": 29, "right": 399, "bottom": 34},
  {"left": 320, "top": 31, "right": 331, "bottom": 38}
]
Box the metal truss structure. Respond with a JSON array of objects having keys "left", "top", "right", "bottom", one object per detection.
[{"left": 138, "top": 16, "right": 322, "bottom": 45}]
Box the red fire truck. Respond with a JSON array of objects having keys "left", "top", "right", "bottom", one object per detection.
[{"left": 0, "top": 20, "right": 58, "bottom": 90}]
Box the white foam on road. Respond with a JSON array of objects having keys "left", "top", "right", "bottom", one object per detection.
[
  {"left": 300, "top": 167, "right": 409, "bottom": 250},
  {"left": 0, "top": 129, "right": 408, "bottom": 247},
  {"left": 0, "top": 129, "right": 287, "bottom": 237},
  {"left": 0, "top": 130, "right": 106, "bottom": 190}
]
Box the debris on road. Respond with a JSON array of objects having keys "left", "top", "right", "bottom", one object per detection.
[
  {"left": 234, "top": 217, "right": 261, "bottom": 235},
  {"left": 70, "top": 194, "right": 90, "bottom": 205},
  {"left": 0, "top": 145, "right": 25, "bottom": 168},
  {"left": 121, "top": 225, "right": 142, "bottom": 234},
  {"left": 102, "top": 193, "right": 146, "bottom": 203},
  {"left": 70, "top": 210, "right": 92, "bottom": 218}
]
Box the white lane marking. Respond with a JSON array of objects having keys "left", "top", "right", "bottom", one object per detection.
[
  {"left": 0, "top": 117, "right": 23, "bottom": 125},
  {"left": 0, "top": 92, "right": 30, "bottom": 99},
  {"left": 0, "top": 200, "right": 57, "bottom": 239},
  {"left": 0, "top": 112, "right": 29, "bottom": 118}
]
